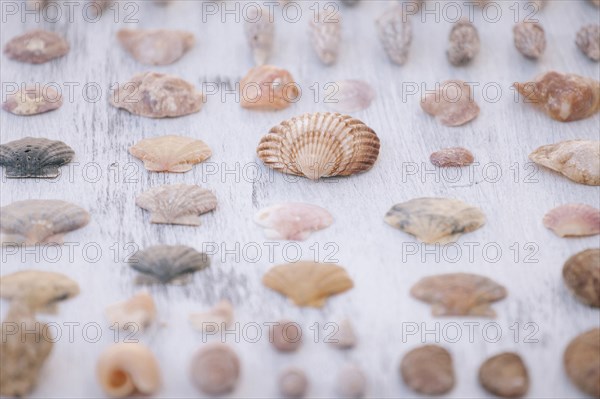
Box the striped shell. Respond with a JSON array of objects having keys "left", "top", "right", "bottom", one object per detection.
[
  {"left": 529, "top": 140, "right": 600, "bottom": 186},
  {"left": 129, "top": 135, "right": 212, "bottom": 173},
  {"left": 543, "top": 204, "right": 600, "bottom": 237},
  {"left": 128, "top": 245, "right": 210, "bottom": 284},
  {"left": 0, "top": 137, "right": 74, "bottom": 178},
  {"left": 376, "top": 5, "right": 412, "bottom": 66},
  {"left": 2, "top": 85, "right": 63, "bottom": 116},
  {"left": 257, "top": 112, "right": 380, "bottom": 180},
  {"left": 309, "top": 11, "right": 341, "bottom": 65}
]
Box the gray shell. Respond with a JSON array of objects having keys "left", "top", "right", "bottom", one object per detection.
[
  {"left": 376, "top": 6, "right": 412, "bottom": 66},
  {"left": 0, "top": 137, "right": 74, "bottom": 178},
  {"left": 129, "top": 245, "right": 210, "bottom": 284}
]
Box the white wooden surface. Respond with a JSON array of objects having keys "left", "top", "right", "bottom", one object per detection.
[{"left": 1, "top": 0, "right": 599, "bottom": 397}]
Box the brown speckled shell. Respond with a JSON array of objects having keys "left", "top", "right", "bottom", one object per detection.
[
  {"left": 563, "top": 328, "right": 600, "bottom": 397},
  {"left": 430, "top": 147, "right": 474, "bottom": 167},
  {"left": 529, "top": 140, "right": 600, "bottom": 186},
  {"left": 447, "top": 20, "right": 480, "bottom": 65},
  {"left": 479, "top": 353, "right": 529, "bottom": 398},
  {"left": 513, "top": 22, "right": 546, "bottom": 59},
  {"left": 4, "top": 29, "right": 69, "bottom": 64},
  {"left": 400, "top": 345, "right": 455, "bottom": 395},
  {"left": 2, "top": 86, "right": 63, "bottom": 116},
  {"left": 576, "top": 24, "right": 600, "bottom": 61},
  {"left": 563, "top": 249, "right": 600, "bottom": 307}
]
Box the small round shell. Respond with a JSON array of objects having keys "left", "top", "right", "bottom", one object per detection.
[
  {"left": 240, "top": 65, "right": 299, "bottom": 110},
  {"left": 0, "top": 137, "right": 74, "bottom": 178},
  {"left": 375, "top": 5, "right": 412, "bottom": 66},
  {"left": 447, "top": 20, "right": 480, "bottom": 66},
  {"left": 190, "top": 343, "right": 240, "bottom": 395},
  {"left": 543, "top": 203, "right": 600, "bottom": 237},
  {"left": 564, "top": 328, "right": 600, "bottom": 397},
  {"left": 2, "top": 86, "right": 63, "bottom": 116},
  {"left": 105, "top": 292, "right": 157, "bottom": 330},
  {"left": 117, "top": 29, "right": 195, "bottom": 65},
  {"left": 479, "top": 353, "right": 529, "bottom": 397},
  {"left": 430, "top": 147, "right": 474, "bottom": 167},
  {"left": 576, "top": 24, "right": 600, "bottom": 61},
  {"left": 4, "top": 29, "right": 69, "bottom": 64},
  {"left": 563, "top": 249, "right": 600, "bottom": 307},
  {"left": 400, "top": 345, "right": 455, "bottom": 395},
  {"left": 329, "top": 319, "right": 357, "bottom": 349},
  {"left": 129, "top": 135, "right": 212, "bottom": 173},
  {"left": 254, "top": 203, "right": 333, "bottom": 241},
  {"left": 96, "top": 343, "right": 161, "bottom": 397},
  {"left": 336, "top": 364, "right": 367, "bottom": 398},
  {"left": 420, "top": 80, "right": 480, "bottom": 127},
  {"left": 309, "top": 11, "right": 341, "bottom": 65},
  {"left": 279, "top": 368, "right": 308, "bottom": 398},
  {"left": 327, "top": 80, "right": 375, "bottom": 113},
  {"left": 270, "top": 320, "right": 302, "bottom": 352},
  {"left": 529, "top": 140, "right": 600, "bottom": 186},
  {"left": 513, "top": 22, "right": 546, "bottom": 59},
  {"left": 128, "top": 245, "right": 210, "bottom": 284},
  {"left": 244, "top": 6, "right": 274, "bottom": 65}
]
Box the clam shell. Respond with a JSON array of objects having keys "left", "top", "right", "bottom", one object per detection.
[
  {"left": 117, "top": 29, "right": 195, "bottom": 65},
  {"left": 110, "top": 72, "right": 204, "bottom": 118},
  {"left": 514, "top": 71, "right": 600, "bottom": 122},
  {"left": 128, "top": 245, "right": 210, "bottom": 284},
  {"left": 384, "top": 197, "right": 486, "bottom": 244},
  {"left": 513, "top": 22, "right": 546, "bottom": 59},
  {"left": 189, "top": 300, "right": 234, "bottom": 333},
  {"left": 564, "top": 328, "right": 600, "bottom": 397},
  {"left": 244, "top": 6, "right": 274, "bottom": 65},
  {"left": 375, "top": 6, "right": 412, "bottom": 66},
  {"left": 254, "top": 203, "right": 333, "bottom": 241},
  {"left": 310, "top": 11, "right": 341, "bottom": 65},
  {"left": 327, "top": 80, "right": 375, "bottom": 113},
  {"left": 240, "top": 65, "right": 299, "bottom": 110},
  {"left": 410, "top": 273, "right": 507, "bottom": 317},
  {"left": 447, "top": 20, "right": 480, "bottom": 65},
  {"left": 563, "top": 248, "right": 600, "bottom": 307},
  {"left": 190, "top": 343, "right": 240, "bottom": 395},
  {"left": 2, "top": 86, "right": 63, "bottom": 116},
  {"left": 400, "top": 345, "right": 455, "bottom": 395},
  {"left": 0, "top": 137, "right": 74, "bottom": 178},
  {"left": 336, "top": 364, "right": 367, "bottom": 398},
  {"left": 529, "top": 140, "right": 600, "bottom": 186},
  {"left": 136, "top": 184, "right": 217, "bottom": 225},
  {"left": 543, "top": 203, "right": 600, "bottom": 237},
  {"left": 430, "top": 147, "right": 474, "bottom": 167},
  {"left": 4, "top": 29, "right": 69, "bottom": 64},
  {"left": 97, "top": 343, "right": 161, "bottom": 397},
  {"left": 105, "top": 292, "right": 157, "bottom": 330},
  {"left": 479, "top": 353, "right": 529, "bottom": 398},
  {"left": 420, "top": 80, "right": 480, "bottom": 127},
  {"left": 279, "top": 368, "right": 308, "bottom": 399},
  {"left": 257, "top": 112, "right": 380, "bottom": 180},
  {"left": 576, "top": 24, "right": 600, "bottom": 61},
  {"left": 0, "top": 199, "right": 90, "bottom": 246},
  {"left": 270, "top": 320, "right": 302, "bottom": 352},
  {"left": 329, "top": 318, "right": 357, "bottom": 349},
  {"left": 129, "top": 135, "right": 212, "bottom": 173},
  {"left": 262, "top": 261, "right": 354, "bottom": 307}
]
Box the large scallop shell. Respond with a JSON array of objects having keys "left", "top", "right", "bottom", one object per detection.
[
  {"left": 309, "top": 11, "right": 341, "bottom": 65},
  {"left": 2, "top": 85, "right": 63, "bottom": 116},
  {"left": 97, "top": 343, "right": 161, "bottom": 398},
  {"left": 410, "top": 273, "right": 507, "bottom": 317},
  {"left": 563, "top": 328, "right": 600, "bottom": 397},
  {"left": 240, "top": 65, "right": 299, "bottom": 110},
  {"left": 563, "top": 248, "right": 600, "bottom": 307},
  {"left": 129, "top": 135, "right": 212, "bottom": 173},
  {"left": 529, "top": 140, "right": 600, "bottom": 186},
  {"left": 128, "top": 245, "right": 210, "bottom": 284},
  {"left": 543, "top": 204, "right": 600, "bottom": 237},
  {"left": 262, "top": 261, "right": 354, "bottom": 307},
  {"left": 257, "top": 112, "right": 380, "bottom": 180},
  {"left": 0, "top": 137, "right": 74, "bottom": 178},
  {"left": 384, "top": 198, "right": 486, "bottom": 244},
  {"left": 0, "top": 199, "right": 90, "bottom": 246},
  {"left": 4, "top": 29, "right": 69, "bottom": 64},
  {"left": 400, "top": 345, "right": 455, "bottom": 395},
  {"left": 420, "top": 80, "right": 480, "bottom": 127},
  {"left": 254, "top": 203, "right": 333, "bottom": 241},
  {"left": 244, "top": 6, "right": 274, "bottom": 65},
  {"left": 105, "top": 292, "right": 157, "bottom": 330},
  {"left": 136, "top": 184, "right": 217, "bottom": 225},
  {"left": 117, "top": 28, "right": 195, "bottom": 65},
  {"left": 375, "top": 5, "right": 412, "bottom": 66},
  {"left": 190, "top": 343, "right": 240, "bottom": 395}
]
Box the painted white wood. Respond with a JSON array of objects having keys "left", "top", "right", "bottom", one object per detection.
[{"left": 1, "top": 0, "right": 599, "bottom": 397}]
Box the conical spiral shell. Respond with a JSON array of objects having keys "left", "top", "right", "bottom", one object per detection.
[
  {"left": 0, "top": 137, "right": 74, "bottom": 178},
  {"left": 129, "top": 135, "right": 212, "bottom": 173},
  {"left": 310, "top": 11, "right": 341, "bottom": 65},
  {"left": 376, "top": 5, "right": 412, "bottom": 65},
  {"left": 190, "top": 343, "right": 240, "bottom": 395}
]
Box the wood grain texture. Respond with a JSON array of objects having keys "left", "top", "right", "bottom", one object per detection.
[{"left": 1, "top": 0, "right": 599, "bottom": 397}]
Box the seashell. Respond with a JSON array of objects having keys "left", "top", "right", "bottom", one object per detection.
[
  {"left": 110, "top": 72, "right": 204, "bottom": 118},
  {"left": 105, "top": 292, "right": 157, "bottom": 330},
  {"left": 327, "top": 80, "right": 375, "bottom": 113},
  {"left": 128, "top": 245, "right": 210, "bottom": 284},
  {"left": 240, "top": 65, "right": 299, "bottom": 110},
  {"left": 340, "top": 0, "right": 360, "bottom": 6},
  {"left": 375, "top": 5, "right": 412, "bottom": 66},
  {"left": 270, "top": 320, "right": 302, "bottom": 352},
  {"left": 87, "top": 0, "right": 112, "bottom": 15},
  {"left": 257, "top": 112, "right": 380, "bottom": 180},
  {"left": 591, "top": 0, "right": 600, "bottom": 6},
  {"left": 129, "top": 135, "right": 212, "bottom": 173},
  {"left": 136, "top": 184, "right": 217, "bottom": 225},
  {"left": 189, "top": 300, "right": 234, "bottom": 333},
  {"left": 262, "top": 261, "right": 354, "bottom": 308},
  {"left": 329, "top": 319, "right": 357, "bottom": 349},
  {"left": 563, "top": 248, "right": 600, "bottom": 307},
  {"left": 410, "top": 273, "right": 507, "bottom": 317},
  {"left": 420, "top": 80, "right": 480, "bottom": 127},
  {"left": 0, "top": 137, "right": 74, "bottom": 178},
  {"left": 514, "top": 71, "right": 600, "bottom": 122},
  {"left": 244, "top": 6, "right": 274, "bottom": 65},
  {"left": 529, "top": 140, "right": 600, "bottom": 186},
  {"left": 117, "top": 29, "right": 195, "bottom": 66},
  {"left": 430, "top": 147, "right": 474, "bottom": 167},
  {"left": 254, "top": 203, "right": 333, "bottom": 241},
  {"left": 384, "top": 197, "right": 486, "bottom": 244},
  {"left": 513, "top": 22, "right": 546, "bottom": 59},
  {"left": 2, "top": 85, "right": 63, "bottom": 116},
  {"left": 400, "top": 345, "right": 455, "bottom": 395},
  {"left": 190, "top": 343, "right": 240, "bottom": 395},
  {"left": 97, "top": 343, "right": 161, "bottom": 397},
  {"left": 542, "top": 204, "right": 600, "bottom": 237},
  {"left": 564, "top": 328, "right": 600, "bottom": 397},
  {"left": 0, "top": 199, "right": 90, "bottom": 246},
  {"left": 479, "top": 352, "right": 529, "bottom": 398},
  {"left": 576, "top": 24, "right": 600, "bottom": 62},
  {"left": 4, "top": 29, "right": 69, "bottom": 64},
  {"left": 336, "top": 364, "right": 367, "bottom": 398},
  {"left": 309, "top": 10, "right": 341, "bottom": 65},
  {"left": 279, "top": 368, "right": 308, "bottom": 399},
  {"left": 447, "top": 20, "right": 480, "bottom": 65}
]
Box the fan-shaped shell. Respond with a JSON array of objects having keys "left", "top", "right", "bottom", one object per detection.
[
  {"left": 0, "top": 199, "right": 90, "bottom": 246},
  {"left": 479, "top": 353, "right": 529, "bottom": 398},
  {"left": 0, "top": 137, "right": 74, "bottom": 178},
  {"left": 240, "top": 65, "right": 299, "bottom": 110},
  {"left": 310, "top": 11, "right": 341, "bottom": 65},
  {"left": 543, "top": 204, "right": 600, "bottom": 237},
  {"left": 279, "top": 368, "right": 308, "bottom": 399},
  {"left": 400, "top": 345, "right": 455, "bottom": 395},
  {"left": 336, "top": 364, "right": 367, "bottom": 398},
  {"left": 128, "top": 245, "right": 210, "bottom": 284},
  {"left": 136, "top": 184, "right": 217, "bottom": 225},
  {"left": 420, "top": 80, "right": 480, "bottom": 127},
  {"left": 385, "top": 198, "right": 486, "bottom": 244},
  {"left": 529, "top": 140, "right": 600, "bottom": 186},
  {"left": 117, "top": 28, "right": 194, "bottom": 65},
  {"left": 97, "top": 343, "right": 161, "bottom": 398},
  {"left": 564, "top": 328, "right": 600, "bottom": 397},
  {"left": 257, "top": 112, "right": 380, "bottom": 180},
  {"left": 327, "top": 80, "right": 375, "bottom": 113},
  {"left": 254, "top": 203, "right": 333, "bottom": 241},
  {"left": 190, "top": 343, "right": 240, "bottom": 395},
  {"left": 105, "top": 292, "right": 157, "bottom": 330},
  {"left": 129, "top": 135, "right": 212, "bottom": 173},
  {"left": 189, "top": 300, "right": 234, "bottom": 333},
  {"left": 262, "top": 261, "right": 354, "bottom": 307},
  {"left": 244, "top": 6, "right": 274, "bottom": 65},
  {"left": 2, "top": 85, "right": 63, "bottom": 116},
  {"left": 4, "top": 29, "right": 69, "bottom": 64},
  {"left": 410, "top": 273, "right": 507, "bottom": 317},
  {"left": 376, "top": 5, "right": 412, "bottom": 66},
  {"left": 563, "top": 248, "right": 600, "bottom": 307}
]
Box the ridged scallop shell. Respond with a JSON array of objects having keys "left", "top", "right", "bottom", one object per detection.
[
  {"left": 336, "top": 364, "right": 367, "bottom": 398},
  {"left": 0, "top": 199, "right": 90, "bottom": 246},
  {"left": 254, "top": 203, "right": 333, "bottom": 241},
  {"left": 244, "top": 6, "right": 274, "bottom": 65},
  {"left": 576, "top": 24, "right": 600, "bottom": 61},
  {"left": 2, "top": 85, "right": 63, "bottom": 116},
  {"left": 478, "top": 353, "right": 529, "bottom": 398},
  {"left": 262, "top": 261, "right": 354, "bottom": 307},
  {"left": 514, "top": 71, "right": 600, "bottom": 122},
  {"left": 128, "top": 245, "right": 210, "bottom": 284},
  {"left": 410, "top": 273, "right": 507, "bottom": 317},
  {"left": 563, "top": 248, "right": 600, "bottom": 307},
  {"left": 270, "top": 320, "right": 302, "bottom": 352},
  {"left": 529, "top": 140, "right": 600, "bottom": 186},
  {"left": 257, "top": 112, "right": 380, "bottom": 180},
  {"left": 97, "top": 343, "right": 161, "bottom": 398},
  {"left": 0, "top": 137, "right": 74, "bottom": 178},
  {"left": 189, "top": 300, "right": 234, "bottom": 333},
  {"left": 430, "top": 147, "right": 474, "bottom": 167},
  {"left": 279, "top": 368, "right": 308, "bottom": 399},
  {"left": 129, "top": 135, "right": 212, "bottom": 173},
  {"left": 385, "top": 198, "right": 486, "bottom": 244},
  {"left": 543, "top": 204, "right": 600, "bottom": 237},
  {"left": 240, "top": 65, "right": 299, "bottom": 110},
  {"left": 110, "top": 72, "right": 204, "bottom": 118},
  {"left": 190, "top": 343, "right": 240, "bottom": 395},
  {"left": 310, "top": 11, "right": 341, "bottom": 65},
  {"left": 4, "top": 29, "right": 69, "bottom": 64},
  {"left": 136, "top": 184, "right": 217, "bottom": 225},
  {"left": 376, "top": 5, "right": 412, "bottom": 66},
  {"left": 420, "top": 80, "right": 480, "bottom": 127},
  {"left": 117, "top": 29, "right": 195, "bottom": 65},
  {"left": 447, "top": 20, "right": 480, "bottom": 65},
  {"left": 105, "top": 292, "right": 157, "bottom": 330},
  {"left": 328, "top": 80, "right": 375, "bottom": 113},
  {"left": 400, "top": 345, "right": 455, "bottom": 395},
  {"left": 564, "top": 328, "right": 600, "bottom": 397}
]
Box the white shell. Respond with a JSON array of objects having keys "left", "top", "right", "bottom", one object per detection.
[
  {"left": 189, "top": 300, "right": 234, "bottom": 333},
  {"left": 244, "top": 6, "right": 274, "bottom": 65},
  {"left": 376, "top": 5, "right": 412, "bottom": 65},
  {"left": 105, "top": 292, "right": 157, "bottom": 330},
  {"left": 310, "top": 11, "right": 341, "bottom": 65},
  {"left": 254, "top": 203, "right": 333, "bottom": 240},
  {"left": 529, "top": 140, "right": 600, "bottom": 186}
]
